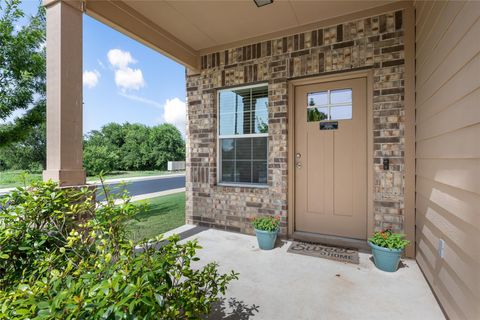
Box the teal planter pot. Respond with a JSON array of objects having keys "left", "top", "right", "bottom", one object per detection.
[
  {"left": 369, "top": 242, "right": 403, "bottom": 272},
  {"left": 254, "top": 229, "right": 278, "bottom": 250}
]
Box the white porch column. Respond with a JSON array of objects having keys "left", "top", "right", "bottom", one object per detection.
[{"left": 43, "top": 0, "right": 86, "bottom": 186}]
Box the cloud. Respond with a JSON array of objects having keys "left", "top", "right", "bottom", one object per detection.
[
  {"left": 107, "top": 49, "right": 145, "bottom": 91},
  {"left": 119, "top": 92, "right": 162, "bottom": 109},
  {"left": 163, "top": 98, "right": 186, "bottom": 135},
  {"left": 83, "top": 69, "right": 100, "bottom": 88},
  {"left": 97, "top": 59, "right": 106, "bottom": 70},
  {"left": 118, "top": 92, "right": 186, "bottom": 135},
  {"left": 114, "top": 67, "right": 145, "bottom": 91},
  {"left": 107, "top": 49, "right": 135, "bottom": 69}
]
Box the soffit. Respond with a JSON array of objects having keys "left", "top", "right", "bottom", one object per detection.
[
  {"left": 84, "top": 0, "right": 401, "bottom": 70},
  {"left": 122, "top": 0, "right": 396, "bottom": 51}
]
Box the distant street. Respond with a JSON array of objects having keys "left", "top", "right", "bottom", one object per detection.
[
  {"left": 0, "top": 174, "right": 186, "bottom": 199},
  {"left": 95, "top": 175, "right": 185, "bottom": 201}
]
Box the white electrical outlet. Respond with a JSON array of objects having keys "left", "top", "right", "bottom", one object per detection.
[{"left": 438, "top": 239, "right": 445, "bottom": 258}]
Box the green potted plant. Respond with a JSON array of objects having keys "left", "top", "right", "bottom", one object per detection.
[
  {"left": 368, "top": 229, "right": 410, "bottom": 272},
  {"left": 251, "top": 216, "right": 280, "bottom": 250}
]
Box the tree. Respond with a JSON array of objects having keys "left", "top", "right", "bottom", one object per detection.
[
  {"left": 307, "top": 108, "right": 328, "bottom": 122},
  {"left": 83, "top": 125, "right": 123, "bottom": 175},
  {"left": 83, "top": 143, "right": 119, "bottom": 176},
  {"left": 149, "top": 124, "right": 185, "bottom": 170},
  {"left": 83, "top": 122, "right": 186, "bottom": 174},
  {"left": 0, "top": 122, "right": 45, "bottom": 171},
  {"left": 0, "top": 0, "right": 46, "bottom": 147},
  {"left": 121, "top": 123, "right": 152, "bottom": 170},
  {"left": 100, "top": 122, "right": 129, "bottom": 148}
]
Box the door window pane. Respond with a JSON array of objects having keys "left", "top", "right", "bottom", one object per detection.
[
  {"left": 308, "top": 91, "right": 328, "bottom": 106},
  {"left": 307, "top": 88, "right": 352, "bottom": 122},
  {"left": 331, "top": 89, "right": 352, "bottom": 104},
  {"left": 307, "top": 107, "right": 329, "bottom": 122},
  {"left": 330, "top": 105, "right": 352, "bottom": 120}
]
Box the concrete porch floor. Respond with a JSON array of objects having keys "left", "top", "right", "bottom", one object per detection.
[{"left": 165, "top": 225, "right": 445, "bottom": 320}]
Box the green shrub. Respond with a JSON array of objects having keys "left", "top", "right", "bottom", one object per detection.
[
  {"left": 368, "top": 230, "right": 410, "bottom": 250},
  {"left": 251, "top": 215, "right": 280, "bottom": 232},
  {"left": 0, "top": 180, "right": 238, "bottom": 319}
]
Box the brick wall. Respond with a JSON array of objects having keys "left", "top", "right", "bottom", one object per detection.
[{"left": 186, "top": 9, "right": 405, "bottom": 236}]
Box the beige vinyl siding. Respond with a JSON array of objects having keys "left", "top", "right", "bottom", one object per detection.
[{"left": 414, "top": 1, "right": 480, "bottom": 319}]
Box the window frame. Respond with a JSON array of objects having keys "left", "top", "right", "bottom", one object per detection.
[
  {"left": 307, "top": 88, "right": 353, "bottom": 122},
  {"left": 216, "top": 83, "right": 269, "bottom": 188}
]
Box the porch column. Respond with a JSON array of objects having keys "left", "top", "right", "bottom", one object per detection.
[{"left": 43, "top": 0, "right": 86, "bottom": 186}]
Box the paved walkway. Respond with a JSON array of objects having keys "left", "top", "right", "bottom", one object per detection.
[
  {"left": 163, "top": 225, "right": 445, "bottom": 320},
  {"left": 109, "top": 187, "right": 185, "bottom": 204}
]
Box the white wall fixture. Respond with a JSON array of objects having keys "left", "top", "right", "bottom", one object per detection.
[{"left": 438, "top": 239, "right": 445, "bottom": 259}]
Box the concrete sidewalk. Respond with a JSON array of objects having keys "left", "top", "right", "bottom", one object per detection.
[
  {"left": 107, "top": 187, "right": 185, "bottom": 204},
  {"left": 164, "top": 225, "right": 445, "bottom": 320}
]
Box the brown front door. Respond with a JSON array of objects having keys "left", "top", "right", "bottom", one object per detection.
[{"left": 294, "top": 78, "right": 367, "bottom": 240}]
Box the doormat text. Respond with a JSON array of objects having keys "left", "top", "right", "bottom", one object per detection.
[{"left": 287, "top": 241, "right": 359, "bottom": 264}]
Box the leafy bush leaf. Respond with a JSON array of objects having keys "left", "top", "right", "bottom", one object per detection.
[{"left": 0, "top": 180, "right": 238, "bottom": 319}]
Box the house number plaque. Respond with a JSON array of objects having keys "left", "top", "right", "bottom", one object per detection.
[{"left": 320, "top": 121, "right": 338, "bottom": 130}]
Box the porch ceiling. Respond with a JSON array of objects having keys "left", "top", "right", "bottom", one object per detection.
[{"left": 84, "top": 0, "right": 397, "bottom": 70}]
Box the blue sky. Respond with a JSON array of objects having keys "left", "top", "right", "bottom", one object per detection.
[{"left": 20, "top": 0, "right": 186, "bottom": 135}]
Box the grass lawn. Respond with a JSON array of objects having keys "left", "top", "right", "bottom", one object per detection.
[
  {"left": 0, "top": 170, "right": 183, "bottom": 188},
  {"left": 125, "top": 192, "right": 186, "bottom": 242},
  {"left": 0, "top": 171, "right": 42, "bottom": 188}
]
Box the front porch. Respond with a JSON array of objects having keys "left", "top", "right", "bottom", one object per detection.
[
  {"left": 42, "top": 0, "right": 480, "bottom": 318},
  {"left": 166, "top": 225, "right": 444, "bottom": 320}
]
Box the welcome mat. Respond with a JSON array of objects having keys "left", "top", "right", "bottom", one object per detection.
[{"left": 287, "top": 241, "right": 359, "bottom": 264}]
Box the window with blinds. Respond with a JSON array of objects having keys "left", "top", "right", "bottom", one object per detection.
[{"left": 218, "top": 84, "right": 268, "bottom": 185}]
